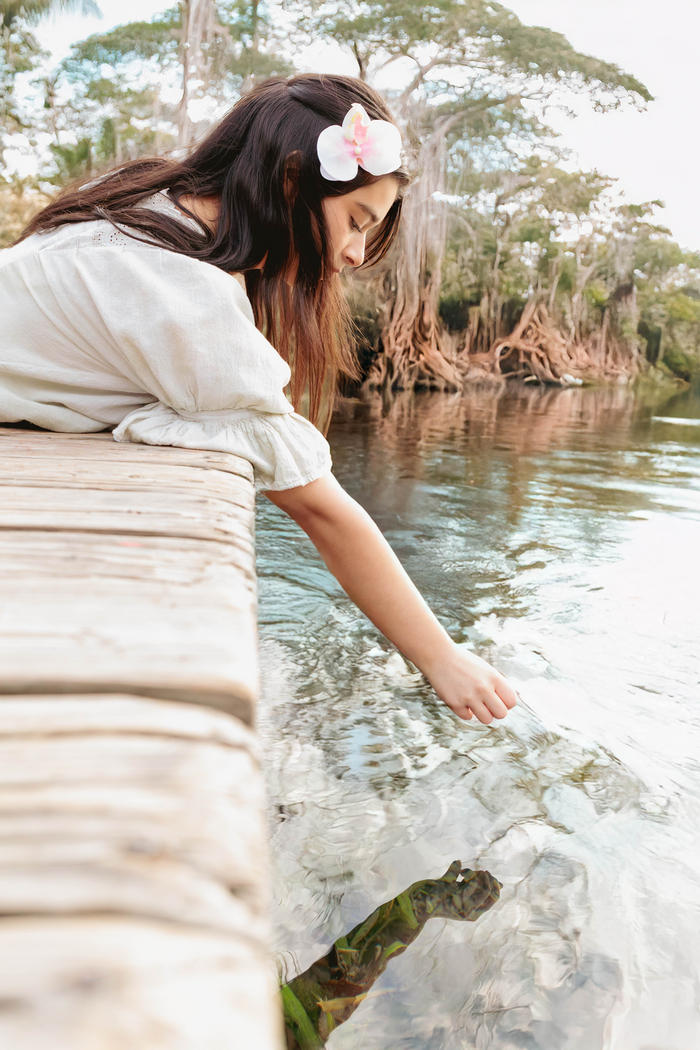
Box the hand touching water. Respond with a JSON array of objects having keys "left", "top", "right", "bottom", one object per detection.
[
  {"left": 267, "top": 474, "right": 518, "bottom": 726},
  {"left": 423, "top": 641, "right": 518, "bottom": 723}
]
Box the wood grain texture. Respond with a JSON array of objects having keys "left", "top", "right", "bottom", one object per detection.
[
  {"left": 0, "top": 486, "right": 253, "bottom": 543},
  {"left": 0, "top": 693, "right": 259, "bottom": 745},
  {"left": 0, "top": 696, "right": 269, "bottom": 933},
  {"left": 0, "top": 917, "right": 283, "bottom": 1050},
  {"left": 0, "top": 430, "right": 284, "bottom": 1047},
  {"left": 0, "top": 430, "right": 259, "bottom": 721},
  {"left": 0, "top": 427, "right": 254, "bottom": 480},
  {"left": 0, "top": 696, "right": 283, "bottom": 1049}
]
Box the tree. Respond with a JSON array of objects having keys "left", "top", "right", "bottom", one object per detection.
[
  {"left": 1, "top": 0, "right": 100, "bottom": 28},
  {"left": 298, "top": 0, "right": 652, "bottom": 390},
  {"left": 178, "top": 0, "right": 230, "bottom": 145},
  {"left": 1, "top": 0, "right": 100, "bottom": 164},
  {"left": 627, "top": 205, "right": 700, "bottom": 377},
  {"left": 0, "top": 17, "right": 41, "bottom": 164},
  {"left": 436, "top": 158, "right": 621, "bottom": 382},
  {"left": 43, "top": 0, "right": 291, "bottom": 174},
  {"left": 176, "top": 0, "right": 290, "bottom": 145},
  {"left": 50, "top": 10, "right": 182, "bottom": 168}
]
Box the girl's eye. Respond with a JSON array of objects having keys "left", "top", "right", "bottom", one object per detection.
[{"left": 350, "top": 217, "right": 362, "bottom": 234}]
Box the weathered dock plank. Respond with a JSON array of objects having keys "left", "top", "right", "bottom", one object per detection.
[
  {"left": 0, "top": 916, "right": 280, "bottom": 1050},
  {"left": 0, "top": 428, "right": 258, "bottom": 722},
  {"left": 0, "top": 694, "right": 269, "bottom": 930},
  {"left": 0, "top": 694, "right": 281, "bottom": 1050},
  {"left": 0, "top": 427, "right": 252, "bottom": 475},
  {"left": 0, "top": 429, "right": 283, "bottom": 1049}
]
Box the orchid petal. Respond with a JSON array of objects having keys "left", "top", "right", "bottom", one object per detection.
[
  {"left": 342, "top": 103, "right": 371, "bottom": 144},
  {"left": 319, "top": 163, "right": 347, "bottom": 182},
  {"left": 358, "top": 120, "right": 403, "bottom": 176},
  {"left": 317, "top": 123, "right": 360, "bottom": 182},
  {"left": 318, "top": 104, "right": 402, "bottom": 182}
]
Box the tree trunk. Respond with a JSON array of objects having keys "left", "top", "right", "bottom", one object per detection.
[
  {"left": 367, "top": 115, "right": 461, "bottom": 392},
  {"left": 178, "top": 0, "right": 224, "bottom": 147},
  {"left": 177, "top": 0, "right": 192, "bottom": 146}
]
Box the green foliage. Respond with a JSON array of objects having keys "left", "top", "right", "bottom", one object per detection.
[
  {"left": 1, "top": 0, "right": 102, "bottom": 162},
  {"left": 4, "top": 0, "right": 698, "bottom": 375},
  {"left": 0, "top": 18, "right": 45, "bottom": 159},
  {"left": 63, "top": 13, "right": 180, "bottom": 72},
  {"left": 585, "top": 282, "right": 608, "bottom": 309},
  {"left": 438, "top": 153, "right": 700, "bottom": 370},
  {"left": 32, "top": 1, "right": 291, "bottom": 182},
  {"left": 46, "top": 135, "right": 92, "bottom": 181},
  {"left": 291, "top": 0, "right": 651, "bottom": 126},
  {"left": 1, "top": 1, "right": 100, "bottom": 30},
  {"left": 662, "top": 346, "right": 696, "bottom": 380},
  {"left": 215, "top": 1, "right": 293, "bottom": 82}
]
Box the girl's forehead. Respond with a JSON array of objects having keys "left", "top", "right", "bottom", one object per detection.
[{"left": 341, "top": 177, "right": 400, "bottom": 215}]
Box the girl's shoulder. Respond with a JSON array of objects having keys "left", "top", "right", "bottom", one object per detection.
[
  {"left": 2, "top": 192, "right": 254, "bottom": 323},
  {"left": 11, "top": 191, "right": 200, "bottom": 256}
]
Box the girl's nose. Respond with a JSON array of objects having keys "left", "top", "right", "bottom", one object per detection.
[{"left": 344, "top": 235, "right": 365, "bottom": 269}]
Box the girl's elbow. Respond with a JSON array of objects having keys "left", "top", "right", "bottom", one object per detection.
[{"left": 265, "top": 472, "right": 347, "bottom": 528}]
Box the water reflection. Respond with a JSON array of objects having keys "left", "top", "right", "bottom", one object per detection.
[
  {"left": 258, "top": 379, "right": 700, "bottom": 1049},
  {"left": 282, "top": 865, "right": 501, "bottom": 1049},
  {"left": 333, "top": 381, "right": 649, "bottom": 461}
]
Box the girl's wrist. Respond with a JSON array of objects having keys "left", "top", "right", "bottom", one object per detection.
[{"left": 406, "top": 631, "right": 457, "bottom": 683}]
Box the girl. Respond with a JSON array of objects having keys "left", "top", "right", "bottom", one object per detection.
[{"left": 0, "top": 73, "right": 516, "bottom": 725}]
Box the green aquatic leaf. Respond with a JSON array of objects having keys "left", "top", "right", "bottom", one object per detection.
[{"left": 280, "top": 984, "right": 324, "bottom": 1050}]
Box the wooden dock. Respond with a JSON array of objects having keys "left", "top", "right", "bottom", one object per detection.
[{"left": 0, "top": 427, "right": 283, "bottom": 1049}]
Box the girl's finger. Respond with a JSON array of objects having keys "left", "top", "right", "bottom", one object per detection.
[
  {"left": 467, "top": 699, "right": 494, "bottom": 725},
  {"left": 484, "top": 693, "right": 510, "bottom": 720},
  {"left": 496, "top": 678, "right": 518, "bottom": 709},
  {"left": 449, "top": 703, "right": 474, "bottom": 721}
]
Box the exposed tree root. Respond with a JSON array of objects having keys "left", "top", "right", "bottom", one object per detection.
[
  {"left": 365, "top": 115, "right": 463, "bottom": 394},
  {"left": 368, "top": 282, "right": 462, "bottom": 392},
  {"left": 365, "top": 295, "right": 644, "bottom": 395},
  {"left": 470, "top": 299, "right": 593, "bottom": 383},
  {"left": 486, "top": 300, "right": 642, "bottom": 383}
]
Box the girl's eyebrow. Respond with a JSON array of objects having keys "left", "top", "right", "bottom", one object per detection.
[{"left": 356, "top": 202, "right": 380, "bottom": 226}]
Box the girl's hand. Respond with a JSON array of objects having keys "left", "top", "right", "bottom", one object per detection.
[
  {"left": 422, "top": 643, "right": 517, "bottom": 724},
  {"left": 267, "top": 476, "right": 517, "bottom": 726}
]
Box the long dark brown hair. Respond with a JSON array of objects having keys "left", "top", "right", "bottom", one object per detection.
[{"left": 18, "top": 74, "right": 410, "bottom": 426}]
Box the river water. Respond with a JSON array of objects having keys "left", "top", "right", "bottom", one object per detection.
[{"left": 256, "top": 378, "right": 700, "bottom": 1050}]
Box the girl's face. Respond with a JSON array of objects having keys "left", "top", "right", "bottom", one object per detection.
[{"left": 322, "top": 176, "right": 400, "bottom": 275}]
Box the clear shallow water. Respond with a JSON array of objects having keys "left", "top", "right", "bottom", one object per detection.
[{"left": 256, "top": 379, "right": 700, "bottom": 1050}]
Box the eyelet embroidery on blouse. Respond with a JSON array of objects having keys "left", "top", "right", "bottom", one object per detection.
[
  {"left": 86, "top": 193, "right": 200, "bottom": 248},
  {"left": 88, "top": 226, "right": 134, "bottom": 248}
]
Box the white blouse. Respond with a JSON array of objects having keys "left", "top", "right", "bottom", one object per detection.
[{"left": 0, "top": 192, "right": 332, "bottom": 491}]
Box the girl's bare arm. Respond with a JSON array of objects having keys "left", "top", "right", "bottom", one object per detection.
[{"left": 265, "top": 473, "right": 516, "bottom": 724}]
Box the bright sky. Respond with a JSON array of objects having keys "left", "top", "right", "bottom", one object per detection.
[{"left": 30, "top": 0, "right": 700, "bottom": 249}]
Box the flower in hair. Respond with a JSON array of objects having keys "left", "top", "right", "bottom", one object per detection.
[{"left": 317, "top": 103, "right": 402, "bottom": 182}]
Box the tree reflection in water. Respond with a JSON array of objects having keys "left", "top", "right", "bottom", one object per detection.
[
  {"left": 281, "top": 864, "right": 501, "bottom": 1049},
  {"left": 334, "top": 379, "right": 672, "bottom": 467}
]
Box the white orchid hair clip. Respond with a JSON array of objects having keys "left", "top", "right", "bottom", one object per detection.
[{"left": 317, "top": 103, "right": 402, "bottom": 183}]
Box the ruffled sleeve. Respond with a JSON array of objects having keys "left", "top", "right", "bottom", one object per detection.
[
  {"left": 70, "top": 244, "right": 332, "bottom": 490},
  {"left": 113, "top": 401, "right": 332, "bottom": 491}
]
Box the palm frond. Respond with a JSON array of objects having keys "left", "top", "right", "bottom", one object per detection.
[{"left": 1, "top": 0, "right": 101, "bottom": 30}]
